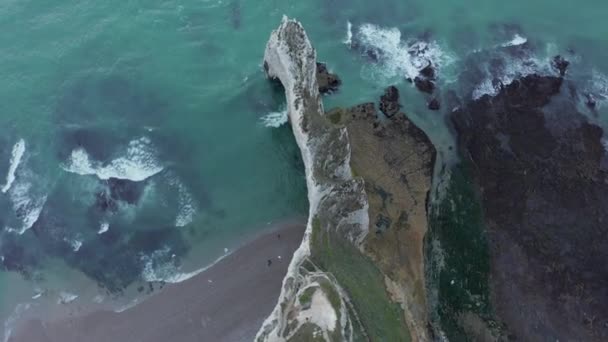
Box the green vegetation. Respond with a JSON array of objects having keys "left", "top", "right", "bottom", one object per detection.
[
  {"left": 298, "top": 286, "right": 317, "bottom": 306},
  {"left": 290, "top": 323, "right": 326, "bottom": 342},
  {"left": 311, "top": 216, "right": 411, "bottom": 342},
  {"left": 426, "top": 162, "right": 500, "bottom": 340},
  {"left": 326, "top": 108, "right": 344, "bottom": 125}
]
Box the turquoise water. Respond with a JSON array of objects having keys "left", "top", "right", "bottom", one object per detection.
[{"left": 0, "top": 0, "right": 607, "bottom": 335}]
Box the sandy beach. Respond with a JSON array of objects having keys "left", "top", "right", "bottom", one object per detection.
[{"left": 9, "top": 222, "right": 305, "bottom": 342}]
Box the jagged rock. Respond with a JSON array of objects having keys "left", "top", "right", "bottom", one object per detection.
[
  {"left": 452, "top": 72, "right": 608, "bottom": 341},
  {"left": 552, "top": 55, "right": 569, "bottom": 76},
  {"left": 585, "top": 93, "right": 597, "bottom": 110},
  {"left": 379, "top": 86, "right": 401, "bottom": 118},
  {"left": 316, "top": 62, "right": 341, "bottom": 94},
  {"left": 427, "top": 98, "right": 440, "bottom": 111},
  {"left": 419, "top": 63, "right": 436, "bottom": 80},
  {"left": 414, "top": 76, "right": 435, "bottom": 94}
]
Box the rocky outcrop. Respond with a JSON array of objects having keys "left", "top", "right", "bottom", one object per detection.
[
  {"left": 316, "top": 62, "right": 341, "bottom": 94},
  {"left": 379, "top": 86, "right": 401, "bottom": 118},
  {"left": 338, "top": 100, "right": 436, "bottom": 341},
  {"left": 258, "top": 17, "right": 435, "bottom": 342},
  {"left": 451, "top": 69, "right": 608, "bottom": 341},
  {"left": 414, "top": 76, "right": 435, "bottom": 94},
  {"left": 427, "top": 98, "right": 440, "bottom": 111}
]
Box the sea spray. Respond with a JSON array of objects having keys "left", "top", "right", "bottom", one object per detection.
[
  {"left": 355, "top": 23, "right": 453, "bottom": 81},
  {"left": 261, "top": 108, "right": 289, "bottom": 128},
  {"left": 343, "top": 21, "right": 353, "bottom": 46},
  {"left": 1, "top": 139, "right": 25, "bottom": 194}
]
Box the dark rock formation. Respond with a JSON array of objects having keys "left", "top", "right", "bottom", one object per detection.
[
  {"left": 427, "top": 98, "right": 440, "bottom": 111},
  {"left": 414, "top": 76, "right": 435, "bottom": 94},
  {"left": 419, "top": 63, "right": 436, "bottom": 80},
  {"left": 316, "top": 62, "right": 341, "bottom": 94},
  {"left": 379, "top": 86, "right": 401, "bottom": 118},
  {"left": 552, "top": 55, "right": 569, "bottom": 76},
  {"left": 94, "top": 178, "right": 145, "bottom": 214},
  {"left": 451, "top": 68, "right": 608, "bottom": 341},
  {"left": 585, "top": 93, "right": 597, "bottom": 110}
]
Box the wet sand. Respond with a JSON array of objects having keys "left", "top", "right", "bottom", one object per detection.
[{"left": 10, "top": 222, "right": 305, "bottom": 342}]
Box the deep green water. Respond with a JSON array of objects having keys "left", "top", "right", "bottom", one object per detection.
[{"left": 0, "top": 0, "right": 607, "bottom": 337}]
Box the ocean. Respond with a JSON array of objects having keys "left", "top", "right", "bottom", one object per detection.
[{"left": 0, "top": 0, "right": 607, "bottom": 338}]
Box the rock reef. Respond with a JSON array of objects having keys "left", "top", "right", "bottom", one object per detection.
[{"left": 451, "top": 69, "right": 608, "bottom": 341}]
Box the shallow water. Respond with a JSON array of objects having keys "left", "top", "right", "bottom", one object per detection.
[{"left": 0, "top": 0, "right": 607, "bottom": 336}]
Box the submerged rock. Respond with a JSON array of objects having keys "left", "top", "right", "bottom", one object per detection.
[
  {"left": 107, "top": 178, "right": 145, "bottom": 205},
  {"left": 316, "top": 62, "right": 341, "bottom": 94},
  {"left": 427, "top": 98, "right": 440, "bottom": 111},
  {"left": 414, "top": 76, "right": 435, "bottom": 94},
  {"left": 379, "top": 85, "right": 401, "bottom": 118}
]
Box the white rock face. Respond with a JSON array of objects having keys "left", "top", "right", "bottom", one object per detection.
[{"left": 256, "top": 17, "right": 369, "bottom": 342}]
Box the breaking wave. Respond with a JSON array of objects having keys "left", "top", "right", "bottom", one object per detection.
[
  {"left": 470, "top": 43, "right": 554, "bottom": 100},
  {"left": 6, "top": 181, "right": 47, "bottom": 235},
  {"left": 141, "top": 247, "right": 230, "bottom": 284},
  {"left": 354, "top": 23, "right": 454, "bottom": 81},
  {"left": 501, "top": 34, "right": 528, "bottom": 47},
  {"left": 261, "top": 108, "right": 289, "bottom": 128},
  {"left": 63, "top": 137, "right": 163, "bottom": 182},
  {"left": 1, "top": 139, "right": 25, "bottom": 194}
]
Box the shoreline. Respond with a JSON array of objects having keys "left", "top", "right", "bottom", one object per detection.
[{"left": 9, "top": 221, "right": 306, "bottom": 342}]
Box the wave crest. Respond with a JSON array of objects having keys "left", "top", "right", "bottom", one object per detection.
[{"left": 63, "top": 137, "right": 163, "bottom": 182}]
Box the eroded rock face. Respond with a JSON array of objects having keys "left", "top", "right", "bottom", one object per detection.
[
  {"left": 452, "top": 71, "right": 608, "bottom": 341},
  {"left": 316, "top": 62, "right": 342, "bottom": 94},
  {"left": 258, "top": 17, "right": 368, "bottom": 342}
]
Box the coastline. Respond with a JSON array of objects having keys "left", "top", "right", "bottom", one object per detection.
[{"left": 9, "top": 221, "right": 305, "bottom": 342}]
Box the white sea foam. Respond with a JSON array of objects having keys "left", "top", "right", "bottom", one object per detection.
[
  {"left": 114, "top": 298, "right": 140, "bottom": 313},
  {"left": 98, "top": 222, "right": 110, "bottom": 234},
  {"left": 588, "top": 70, "right": 608, "bottom": 107},
  {"left": 1, "top": 139, "right": 25, "bottom": 194},
  {"left": 174, "top": 180, "right": 196, "bottom": 227},
  {"left": 7, "top": 181, "right": 46, "bottom": 235},
  {"left": 471, "top": 48, "right": 551, "bottom": 100},
  {"left": 356, "top": 23, "right": 452, "bottom": 81},
  {"left": 261, "top": 109, "right": 289, "bottom": 128},
  {"left": 3, "top": 303, "right": 31, "bottom": 342},
  {"left": 343, "top": 21, "right": 352, "bottom": 46},
  {"left": 57, "top": 292, "right": 78, "bottom": 304},
  {"left": 501, "top": 34, "right": 528, "bottom": 47},
  {"left": 63, "top": 137, "right": 163, "bottom": 182},
  {"left": 65, "top": 238, "right": 82, "bottom": 252},
  {"left": 141, "top": 247, "right": 231, "bottom": 284}
]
